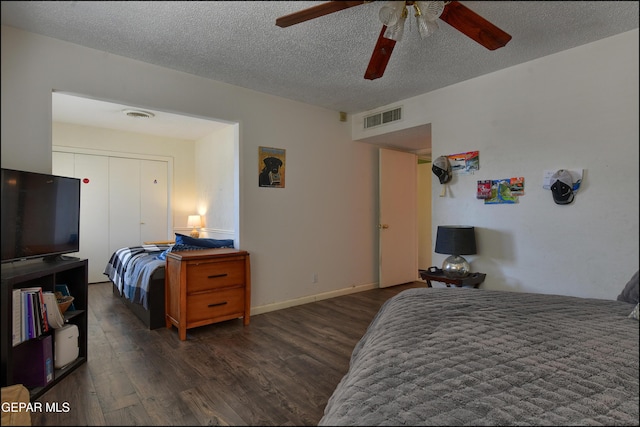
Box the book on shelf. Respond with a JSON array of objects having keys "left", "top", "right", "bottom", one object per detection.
[
  {"left": 21, "top": 287, "right": 49, "bottom": 337},
  {"left": 12, "top": 286, "right": 66, "bottom": 347},
  {"left": 31, "top": 292, "right": 42, "bottom": 337},
  {"left": 25, "top": 291, "right": 35, "bottom": 339},
  {"left": 12, "top": 289, "right": 22, "bottom": 346},
  {"left": 21, "top": 291, "right": 28, "bottom": 342}
]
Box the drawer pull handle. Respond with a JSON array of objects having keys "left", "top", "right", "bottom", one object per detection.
[
  {"left": 208, "top": 273, "right": 228, "bottom": 279},
  {"left": 208, "top": 301, "right": 228, "bottom": 308}
]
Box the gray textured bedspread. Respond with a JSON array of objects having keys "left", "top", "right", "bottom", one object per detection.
[{"left": 319, "top": 288, "right": 639, "bottom": 426}]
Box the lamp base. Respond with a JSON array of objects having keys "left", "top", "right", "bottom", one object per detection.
[
  {"left": 190, "top": 229, "right": 200, "bottom": 238},
  {"left": 442, "top": 255, "right": 470, "bottom": 278}
]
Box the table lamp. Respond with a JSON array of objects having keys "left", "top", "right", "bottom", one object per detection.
[
  {"left": 435, "top": 225, "right": 477, "bottom": 278},
  {"left": 187, "top": 215, "right": 202, "bottom": 238}
]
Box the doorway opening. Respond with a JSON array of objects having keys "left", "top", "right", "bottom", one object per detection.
[{"left": 51, "top": 92, "right": 239, "bottom": 282}]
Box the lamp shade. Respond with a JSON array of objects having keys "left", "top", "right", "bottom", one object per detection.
[
  {"left": 187, "top": 215, "right": 202, "bottom": 228},
  {"left": 434, "top": 226, "right": 476, "bottom": 256}
]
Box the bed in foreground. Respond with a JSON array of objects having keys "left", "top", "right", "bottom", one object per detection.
[{"left": 319, "top": 286, "right": 639, "bottom": 426}]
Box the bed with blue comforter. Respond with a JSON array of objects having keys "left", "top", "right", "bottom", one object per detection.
[
  {"left": 104, "top": 244, "right": 171, "bottom": 329},
  {"left": 103, "top": 235, "right": 235, "bottom": 329}
]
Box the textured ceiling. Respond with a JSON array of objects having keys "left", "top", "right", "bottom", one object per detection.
[{"left": 1, "top": 1, "right": 638, "bottom": 149}]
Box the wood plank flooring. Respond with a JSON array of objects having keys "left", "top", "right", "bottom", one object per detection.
[{"left": 32, "top": 281, "right": 425, "bottom": 426}]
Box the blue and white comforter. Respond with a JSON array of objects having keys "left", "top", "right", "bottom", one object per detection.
[{"left": 103, "top": 245, "right": 171, "bottom": 309}]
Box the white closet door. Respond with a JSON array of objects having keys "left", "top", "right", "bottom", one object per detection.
[
  {"left": 76, "top": 155, "right": 110, "bottom": 283},
  {"left": 53, "top": 152, "right": 110, "bottom": 283},
  {"left": 140, "top": 160, "right": 169, "bottom": 243},
  {"left": 109, "top": 157, "right": 141, "bottom": 253},
  {"left": 52, "top": 151, "right": 75, "bottom": 177}
]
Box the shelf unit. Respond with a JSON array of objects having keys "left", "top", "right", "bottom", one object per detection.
[{"left": 1, "top": 257, "right": 88, "bottom": 400}]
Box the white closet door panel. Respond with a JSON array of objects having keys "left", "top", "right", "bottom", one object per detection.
[
  {"left": 74, "top": 154, "right": 110, "bottom": 283},
  {"left": 140, "top": 160, "right": 169, "bottom": 243},
  {"left": 52, "top": 152, "right": 75, "bottom": 178},
  {"left": 109, "top": 157, "right": 141, "bottom": 253},
  {"left": 53, "top": 152, "right": 110, "bottom": 283}
]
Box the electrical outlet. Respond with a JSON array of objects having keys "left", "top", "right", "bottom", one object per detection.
[{"left": 312, "top": 273, "right": 318, "bottom": 283}]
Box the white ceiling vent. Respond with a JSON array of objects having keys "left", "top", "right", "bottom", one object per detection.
[
  {"left": 364, "top": 107, "right": 402, "bottom": 129},
  {"left": 122, "top": 109, "right": 155, "bottom": 119}
]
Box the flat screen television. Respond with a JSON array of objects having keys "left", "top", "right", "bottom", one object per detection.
[{"left": 1, "top": 168, "right": 81, "bottom": 263}]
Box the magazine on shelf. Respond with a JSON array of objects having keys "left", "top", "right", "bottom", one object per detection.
[{"left": 43, "top": 292, "right": 65, "bottom": 329}]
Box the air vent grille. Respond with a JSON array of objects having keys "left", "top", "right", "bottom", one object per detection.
[
  {"left": 363, "top": 107, "right": 402, "bottom": 129},
  {"left": 122, "top": 109, "right": 155, "bottom": 119}
]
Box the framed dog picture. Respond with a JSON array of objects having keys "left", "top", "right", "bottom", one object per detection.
[{"left": 258, "top": 146, "right": 286, "bottom": 188}]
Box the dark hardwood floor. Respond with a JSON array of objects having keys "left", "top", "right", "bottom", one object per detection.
[{"left": 32, "top": 280, "right": 425, "bottom": 426}]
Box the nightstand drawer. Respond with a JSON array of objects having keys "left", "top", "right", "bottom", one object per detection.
[
  {"left": 186, "top": 259, "right": 245, "bottom": 292},
  {"left": 187, "top": 288, "right": 245, "bottom": 324}
]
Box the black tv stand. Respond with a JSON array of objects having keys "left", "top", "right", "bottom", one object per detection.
[{"left": 43, "top": 254, "right": 80, "bottom": 263}]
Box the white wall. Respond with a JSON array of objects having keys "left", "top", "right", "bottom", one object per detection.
[
  {"left": 3, "top": 25, "right": 637, "bottom": 309},
  {"left": 354, "top": 29, "right": 639, "bottom": 300},
  {"left": 1, "top": 25, "right": 380, "bottom": 314},
  {"left": 194, "top": 125, "right": 237, "bottom": 240}
]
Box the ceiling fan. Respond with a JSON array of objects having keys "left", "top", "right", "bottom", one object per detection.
[{"left": 276, "top": 1, "right": 512, "bottom": 80}]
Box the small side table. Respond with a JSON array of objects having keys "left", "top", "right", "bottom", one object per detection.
[{"left": 419, "top": 268, "right": 486, "bottom": 288}]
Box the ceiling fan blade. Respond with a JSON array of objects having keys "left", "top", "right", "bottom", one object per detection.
[
  {"left": 364, "top": 26, "right": 397, "bottom": 80},
  {"left": 439, "top": 1, "right": 512, "bottom": 50},
  {"left": 276, "top": 1, "right": 369, "bottom": 28}
]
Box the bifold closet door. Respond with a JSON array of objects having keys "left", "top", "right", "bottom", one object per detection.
[
  {"left": 109, "top": 158, "right": 141, "bottom": 254},
  {"left": 53, "top": 152, "right": 110, "bottom": 283},
  {"left": 55, "top": 153, "right": 168, "bottom": 282},
  {"left": 109, "top": 157, "right": 168, "bottom": 254},
  {"left": 139, "top": 160, "right": 169, "bottom": 245}
]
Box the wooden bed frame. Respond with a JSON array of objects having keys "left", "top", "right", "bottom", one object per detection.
[{"left": 111, "top": 267, "right": 166, "bottom": 330}]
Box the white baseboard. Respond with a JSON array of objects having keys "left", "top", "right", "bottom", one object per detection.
[{"left": 251, "top": 282, "right": 379, "bottom": 316}]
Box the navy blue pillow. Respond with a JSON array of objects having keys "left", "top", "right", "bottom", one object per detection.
[{"left": 174, "top": 233, "right": 234, "bottom": 249}]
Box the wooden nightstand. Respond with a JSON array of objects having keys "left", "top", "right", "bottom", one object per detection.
[
  {"left": 165, "top": 248, "right": 251, "bottom": 340},
  {"left": 419, "top": 268, "right": 485, "bottom": 288}
]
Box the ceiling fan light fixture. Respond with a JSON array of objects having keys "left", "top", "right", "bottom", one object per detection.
[
  {"left": 416, "top": 15, "right": 439, "bottom": 39},
  {"left": 384, "top": 20, "right": 405, "bottom": 42},
  {"left": 416, "top": 1, "right": 445, "bottom": 21},
  {"left": 382, "top": 4, "right": 408, "bottom": 42},
  {"left": 378, "top": 1, "right": 406, "bottom": 27},
  {"left": 415, "top": 1, "right": 444, "bottom": 39}
]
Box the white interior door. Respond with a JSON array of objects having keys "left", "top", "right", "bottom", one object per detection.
[{"left": 379, "top": 148, "right": 418, "bottom": 287}]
